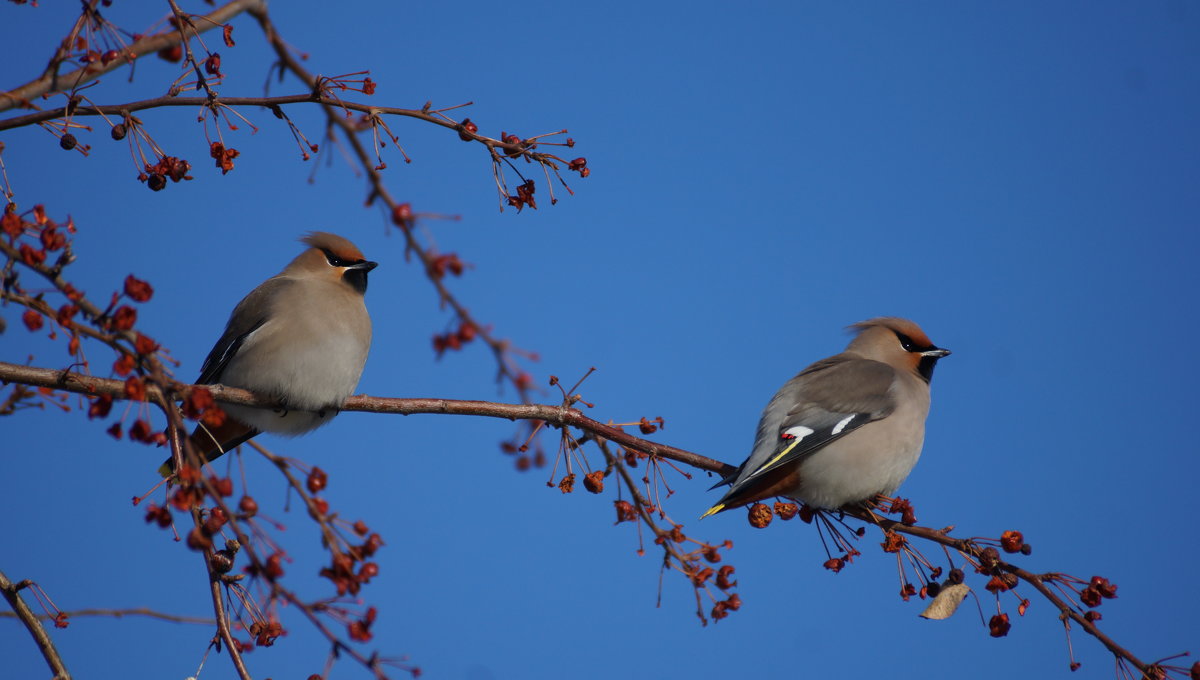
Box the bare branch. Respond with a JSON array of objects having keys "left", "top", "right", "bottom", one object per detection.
[
  {"left": 0, "top": 0, "right": 264, "bottom": 114},
  {"left": 192, "top": 507, "right": 253, "bottom": 680},
  {"left": 0, "top": 608, "right": 214, "bottom": 625},
  {"left": 0, "top": 568, "right": 72, "bottom": 680},
  {"left": 0, "top": 94, "right": 543, "bottom": 156},
  {"left": 0, "top": 360, "right": 733, "bottom": 476}
]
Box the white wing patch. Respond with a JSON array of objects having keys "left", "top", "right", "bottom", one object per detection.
[
  {"left": 752, "top": 425, "right": 816, "bottom": 477},
  {"left": 783, "top": 425, "right": 814, "bottom": 441},
  {"left": 831, "top": 415, "right": 856, "bottom": 435}
]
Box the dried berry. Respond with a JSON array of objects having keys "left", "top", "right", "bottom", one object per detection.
[
  {"left": 458, "top": 118, "right": 478, "bottom": 141},
  {"left": 211, "top": 476, "right": 234, "bottom": 497},
  {"left": 157, "top": 44, "right": 183, "bottom": 62},
  {"left": 689, "top": 566, "right": 714, "bottom": 587},
  {"left": 22, "top": 309, "right": 44, "bottom": 332},
  {"left": 391, "top": 202, "right": 413, "bottom": 228},
  {"left": 798, "top": 504, "right": 814, "bottom": 523},
  {"left": 716, "top": 565, "right": 737, "bottom": 589},
  {"left": 774, "top": 502, "right": 799, "bottom": 520},
  {"left": 307, "top": 467, "right": 328, "bottom": 494},
  {"left": 638, "top": 416, "right": 659, "bottom": 434},
  {"left": 123, "top": 376, "right": 146, "bottom": 401},
  {"left": 823, "top": 557, "right": 845, "bottom": 573},
  {"left": 40, "top": 226, "right": 66, "bottom": 251},
  {"left": 1000, "top": 530, "right": 1024, "bottom": 553},
  {"left": 988, "top": 613, "right": 1011, "bottom": 637},
  {"left": 311, "top": 498, "right": 329, "bottom": 516},
  {"left": 19, "top": 243, "right": 46, "bottom": 266},
  {"left": 557, "top": 473, "right": 575, "bottom": 493},
  {"left": 979, "top": 546, "right": 1001, "bottom": 572},
  {"left": 59, "top": 133, "right": 77, "bottom": 151},
  {"left": 87, "top": 394, "right": 114, "bottom": 419},
  {"left": 112, "top": 354, "right": 136, "bottom": 376},
  {"left": 1090, "top": 575, "right": 1118, "bottom": 599},
  {"left": 361, "top": 533, "right": 384, "bottom": 556},
  {"left": 457, "top": 322, "right": 477, "bottom": 343},
  {"left": 502, "top": 132, "right": 523, "bottom": 157},
  {"left": 203, "top": 507, "right": 228, "bottom": 535},
  {"left": 985, "top": 575, "right": 1009, "bottom": 593},
  {"left": 582, "top": 470, "right": 605, "bottom": 493},
  {"left": 144, "top": 503, "right": 172, "bottom": 528},
  {"left": 238, "top": 495, "right": 258, "bottom": 517},
  {"left": 613, "top": 500, "right": 637, "bottom": 524},
  {"left": 128, "top": 419, "right": 153, "bottom": 442},
  {"left": 124, "top": 274, "right": 154, "bottom": 302},
  {"left": 186, "top": 527, "right": 212, "bottom": 551},
  {"left": 263, "top": 552, "right": 284, "bottom": 581},
  {"left": 747, "top": 503, "right": 772, "bottom": 528},
  {"left": 880, "top": 531, "right": 905, "bottom": 553}
]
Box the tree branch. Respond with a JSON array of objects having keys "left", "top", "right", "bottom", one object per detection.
[
  {"left": 0, "top": 94, "right": 524, "bottom": 150},
  {"left": 0, "top": 0, "right": 264, "bottom": 114},
  {"left": 0, "top": 568, "right": 72, "bottom": 680},
  {"left": 0, "top": 607, "right": 214, "bottom": 625},
  {"left": 0, "top": 360, "right": 734, "bottom": 477},
  {"left": 844, "top": 512, "right": 1152, "bottom": 673}
]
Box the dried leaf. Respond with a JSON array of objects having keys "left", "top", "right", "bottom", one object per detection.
[{"left": 919, "top": 583, "right": 971, "bottom": 620}]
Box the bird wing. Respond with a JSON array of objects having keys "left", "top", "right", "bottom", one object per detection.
[
  {"left": 195, "top": 278, "right": 291, "bottom": 384},
  {"left": 724, "top": 356, "right": 899, "bottom": 492}
]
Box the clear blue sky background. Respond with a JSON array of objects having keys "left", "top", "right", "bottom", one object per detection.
[{"left": 3, "top": 2, "right": 1198, "bottom": 679}]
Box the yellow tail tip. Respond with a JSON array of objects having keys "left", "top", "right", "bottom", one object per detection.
[{"left": 699, "top": 503, "right": 725, "bottom": 520}]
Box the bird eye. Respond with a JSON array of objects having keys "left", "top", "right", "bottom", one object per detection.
[
  {"left": 322, "top": 249, "right": 364, "bottom": 268},
  {"left": 895, "top": 332, "right": 918, "bottom": 352}
]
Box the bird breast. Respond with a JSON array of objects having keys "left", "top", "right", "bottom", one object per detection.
[
  {"left": 793, "top": 388, "right": 930, "bottom": 508},
  {"left": 216, "top": 280, "right": 371, "bottom": 435}
]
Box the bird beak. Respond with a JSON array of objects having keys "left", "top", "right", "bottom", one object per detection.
[
  {"left": 350, "top": 261, "right": 378, "bottom": 272},
  {"left": 922, "top": 348, "right": 951, "bottom": 358}
]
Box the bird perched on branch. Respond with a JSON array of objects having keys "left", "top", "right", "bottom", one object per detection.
[
  {"left": 701, "top": 318, "right": 950, "bottom": 518},
  {"left": 160, "top": 232, "right": 377, "bottom": 475}
]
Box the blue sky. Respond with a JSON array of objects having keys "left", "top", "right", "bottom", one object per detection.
[{"left": 2, "top": 2, "right": 1198, "bottom": 679}]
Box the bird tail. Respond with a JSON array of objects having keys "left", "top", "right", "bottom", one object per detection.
[
  {"left": 699, "top": 463, "right": 802, "bottom": 519},
  {"left": 158, "top": 419, "right": 258, "bottom": 477}
]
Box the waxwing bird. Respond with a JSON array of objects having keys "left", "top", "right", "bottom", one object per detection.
[
  {"left": 701, "top": 318, "right": 950, "bottom": 518},
  {"left": 160, "top": 232, "right": 376, "bottom": 475}
]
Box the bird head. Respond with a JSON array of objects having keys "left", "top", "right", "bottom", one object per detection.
[
  {"left": 846, "top": 317, "right": 950, "bottom": 382},
  {"left": 288, "top": 232, "right": 378, "bottom": 294}
]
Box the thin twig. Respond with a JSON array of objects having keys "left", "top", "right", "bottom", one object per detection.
[
  {"left": 0, "top": 608, "right": 214, "bottom": 625},
  {"left": 0, "top": 361, "right": 733, "bottom": 476},
  {"left": 0, "top": 0, "right": 264, "bottom": 114},
  {"left": 0, "top": 568, "right": 72, "bottom": 680}
]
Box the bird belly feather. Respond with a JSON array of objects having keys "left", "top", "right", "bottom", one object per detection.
[
  {"left": 792, "top": 419, "right": 924, "bottom": 508},
  {"left": 216, "top": 311, "right": 370, "bottom": 435}
]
